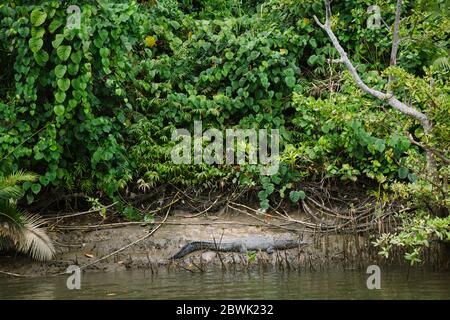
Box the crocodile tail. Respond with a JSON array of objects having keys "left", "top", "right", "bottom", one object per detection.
[{"left": 170, "top": 241, "right": 211, "bottom": 260}]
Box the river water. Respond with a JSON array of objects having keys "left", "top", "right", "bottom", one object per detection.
[{"left": 0, "top": 268, "right": 449, "bottom": 299}]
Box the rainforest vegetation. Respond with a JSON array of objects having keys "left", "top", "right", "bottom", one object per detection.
[{"left": 0, "top": 0, "right": 449, "bottom": 265}]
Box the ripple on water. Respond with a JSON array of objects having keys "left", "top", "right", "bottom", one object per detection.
[{"left": 0, "top": 268, "right": 449, "bottom": 299}]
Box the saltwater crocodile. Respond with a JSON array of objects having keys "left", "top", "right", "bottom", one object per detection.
[{"left": 170, "top": 235, "right": 309, "bottom": 260}]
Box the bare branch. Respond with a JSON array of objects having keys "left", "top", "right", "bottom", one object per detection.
[
  {"left": 388, "top": 0, "right": 403, "bottom": 88},
  {"left": 313, "top": 15, "right": 325, "bottom": 29},
  {"left": 390, "top": 0, "right": 403, "bottom": 68},
  {"left": 325, "top": 0, "right": 332, "bottom": 28},
  {"left": 406, "top": 133, "right": 450, "bottom": 165},
  {"left": 314, "top": 0, "right": 432, "bottom": 133}
]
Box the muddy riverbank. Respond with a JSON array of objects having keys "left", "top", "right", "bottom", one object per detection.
[{"left": 0, "top": 208, "right": 448, "bottom": 277}]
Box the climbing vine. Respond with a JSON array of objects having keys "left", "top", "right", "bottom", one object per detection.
[{"left": 0, "top": 1, "right": 448, "bottom": 264}]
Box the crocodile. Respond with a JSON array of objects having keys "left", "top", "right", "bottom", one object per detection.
[{"left": 170, "top": 235, "right": 309, "bottom": 260}]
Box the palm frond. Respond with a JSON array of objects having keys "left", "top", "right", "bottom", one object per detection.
[
  {"left": 0, "top": 170, "right": 38, "bottom": 189},
  {"left": 0, "top": 185, "right": 24, "bottom": 200},
  {"left": 0, "top": 237, "right": 13, "bottom": 251},
  {"left": 0, "top": 200, "right": 55, "bottom": 261},
  {"left": 0, "top": 214, "right": 55, "bottom": 261},
  {"left": 18, "top": 214, "right": 55, "bottom": 261},
  {"left": 0, "top": 200, "right": 26, "bottom": 226},
  {"left": 0, "top": 221, "right": 23, "bottom": 247}
]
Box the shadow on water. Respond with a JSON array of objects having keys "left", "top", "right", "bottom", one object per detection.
[{"left": 0, "top": 268, "right": 449, "bottom": 299}]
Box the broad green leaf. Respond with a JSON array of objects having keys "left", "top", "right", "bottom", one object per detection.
[
  {"left": 98, "top": 29, "right": 108, "bottom": 41},
  {"left": 259, "top": 199, "right": 269, "bottom": 212},
  {"left": 374, "top": 140, "right": 385, "bottom": 152},
  {"left": 169, "top": 20, "right": 180, "bottom": 29},
  {"left": 55, "top": 91, "right": 66, "bottom": 103},
  {"left": 258, "top": 190, "right": 268, "bottom": 201},
  {"left": 67, "top": 63, "right": 79, "bottom": 76},
  {"left": 284, "top": 68, "right": 295, "bottom": 77},
  {"left": 33, "top": 50, "right": 49, "bottom": 66},
  {"left": 101, "top": 58, "right": 110, "bottom": 67},
  {"left": 53, "top": 104, "right": 65, "bottom": 116},
  {"left": 18, "top": 27, "right": 30, "bottom": 37},
  {"left": 31, "top": 27, "right": 45, "bottom": 38},
  {"left": 68, "top": 99, "right": 78, "bottom": 109},
  {"left": 48, "top": 19, "right": 63, "bottom": 33},
  {"left": 289, "top": 190, "right": 306, "bottom": 202},
  {"left": 111, "top": 29, "right": 121, "bottom": 40},
  {"left": 31, "top": 183, "right": 41, "bottom": 194},
  {"left": 54, "top": 64, "right": 67, "bottom": 78},
  {"left": 30, "top": 9, "right": 47, "bottom": 27},
  {"left": 71, "top": 76, "right": 85, "bottom": 90},
  {"left": 201, "top": 42, "right": 211, "bottom": 51},
  {"left": 408, "top": 173, "right": 417, "bottom": 182},
  {"left": 28, "top": 37, "right": 43, "bottom": 53},
  {"left": 57, "top": 78, "right": 71, "bottom": 91},
  {"left": 260, "top": 75, "right": 269, "bottom": 89},
  {"left": 99, "top": 48, "right": 110, "bottom": 58},
  {"left": 93, "top": 36, "right": 103, "bottom": 48},
  {"left": 264, "top": 183, "right": 274, "bottom": 194},
  {"left": 39, "top": 176, "right": 49, "bottom": 186},
  {"left": 73, "top": 90, "right": 83, "bottom": 101},
  {"left": 307, "top": 55, "right": 318, "bottom": 65},
  {"left": 57, "top": 45, "right": 72, "bottom": 61},
  {"left": 321, "top": 122, "right": 335, "bottom": 133},
  {"left": 225, "top": 52, "right": 234, "bottom": 59},
  {"left": 70, "top": 51, "right": 82, "bottom": 64},
  {"left": 52, "top": 34, "right": 64, "bottom": 48},
  {"left": 398, "top": 167, "right": 409, "bottom": 179},
  {"left": 249, "top": 51, "right": 260, "bottom": 61},
  {"left": 23, "top": 181, "right": 33, "bottom": 190},
  {"left": 285, "top": 76, "right": 296, "bottom": 88}
]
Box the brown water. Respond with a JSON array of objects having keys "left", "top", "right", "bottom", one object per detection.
[{"left": 0, "top": 268, "right": 449, "bottom": 299}]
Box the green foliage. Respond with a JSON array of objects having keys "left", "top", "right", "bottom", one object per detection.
[
  {"left": 0, "top": 171, "right": 55, "bottom": 261},
  {"left": 247, "top": 250, "right": 257, "bottom": 262},
  {"left": 373, "top": 213, "right": 450, "bottom": 265},
  {"left": 0, "top": 1, "right": 138, "bottom": 198},
  {"left": 122, "top": 206, "right": 141, "bottom": 222},
  {"left": 4, "top": 0, "right": 430, "bottom": 200},
  {"left": 0, "top": 1, "right": 448, "bottom": 265},
  {"left": 289, "top": 84, "right": 417, "bottom": 185},
  {"left": 125, "top": 0, "right": 330, "bottom": 191}
]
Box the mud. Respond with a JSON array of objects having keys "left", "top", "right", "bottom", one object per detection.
[{"left": 0, "top": 209, "right": 448, "bottom": 277}]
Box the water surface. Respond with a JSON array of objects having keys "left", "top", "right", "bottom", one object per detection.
[{"left": 0, "top": 268, "right": 448, "bottom": 299}]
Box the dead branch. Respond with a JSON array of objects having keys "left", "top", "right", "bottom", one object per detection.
[
  {"left": 66, "top": 205, "right": 172, "bottom": 273},
  {"left": 390, "top": 0, "right": 402, "bottom": 69},
  {"left": 45, "top": 202, "right": 118, "bottom": 221},
  {"left": 313, "top": 0, "right": 432, "bottom": 133},
  {"left": 406, "top": 133, "right": 450, "bottom": 165}
]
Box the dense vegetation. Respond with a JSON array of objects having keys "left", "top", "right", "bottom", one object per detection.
[
  {"left": 0, "top": 0, "right": 448, "bottom": 264},
  {"left": 0, "top": 171, "right": 54, "bottom": 260}
]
